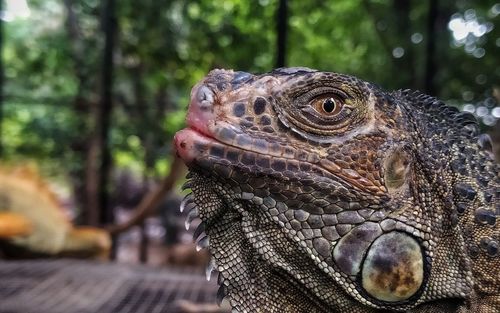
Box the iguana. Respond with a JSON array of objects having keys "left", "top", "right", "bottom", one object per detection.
[
  {"left": 174, "top": 68, "right": 499, "bottom": 312},
  {"left": 0, "top": 165, "right": 111, "bottom": 259}
]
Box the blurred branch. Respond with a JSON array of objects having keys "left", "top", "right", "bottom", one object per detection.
[
  {"left": 4, "top": 95, "right": 74, "bottom": 105},
  {"left": 3, "top": 94, "right": 153, "bottom": 109},
  {"left": 106, "top": 154, "right": 186, "bottom": 235}
]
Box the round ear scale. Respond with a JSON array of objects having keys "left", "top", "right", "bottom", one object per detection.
[
  {"left": 384, "top": 149, "right": 411, "bottom": 191},
  {"left": 360, "top": 231, "right": 424, "bottom": 303}
]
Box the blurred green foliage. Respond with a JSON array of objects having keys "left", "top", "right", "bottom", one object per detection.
[{"left": 1, "top": 0, "right": 499, "bottom": 190}]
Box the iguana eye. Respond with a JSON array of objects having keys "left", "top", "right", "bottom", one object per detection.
[
  {"left": 273, "top": 79, "right": 369, "bottom": 138},
  {"left": 311, "top": 94, "right": 344, "bottom": 116}
]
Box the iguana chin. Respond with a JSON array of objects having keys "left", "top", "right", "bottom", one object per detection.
[
  {"left": 0, "top": 165, "right": 110, "bottom": 260},
  {"left": 174, "top": 68, "right": 499, "bottom": 312}
]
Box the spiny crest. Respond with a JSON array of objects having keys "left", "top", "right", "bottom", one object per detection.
[
  {"left": 396, "top": 89, "right": 480, "bottom": 140},
  {"left": 180, "top": 173, "right": 219, "bottom": 279}
]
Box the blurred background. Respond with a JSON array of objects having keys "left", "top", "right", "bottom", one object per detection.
[
  {"left": 0, "top": 0, "right": 498, "bottom": 276},
  {"left": 0, "top": 1, "right": 498, "bottom": 311}
]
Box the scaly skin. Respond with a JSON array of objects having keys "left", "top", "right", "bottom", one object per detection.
[{"left": 174, "top": 68, "right": 499, "bottom": 312}]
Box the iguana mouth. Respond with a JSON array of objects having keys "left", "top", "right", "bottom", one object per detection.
[
  {"left": 174, "top": 82, "right": 306, "bottom": 167},
  {"left": 174, "top": 82, "right": 317, "bottom": 179},
  {"left": 175, "top": 124, "right": 309, "bottom": 170},
  {"left": 175, "top": 123, "right": 385, "bottom": 199}
]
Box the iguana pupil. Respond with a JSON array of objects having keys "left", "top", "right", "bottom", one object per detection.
[{"left": 321, "top": 97, "right": 337, "bottom": 113}]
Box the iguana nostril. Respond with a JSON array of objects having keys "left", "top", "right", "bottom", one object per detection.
[{"left": 195, "top": 85, "right": 214, "bottom": 110}]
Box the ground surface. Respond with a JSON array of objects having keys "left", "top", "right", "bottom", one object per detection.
[{"left": 0, "top": 259, "right": 219, "bottom": 313}]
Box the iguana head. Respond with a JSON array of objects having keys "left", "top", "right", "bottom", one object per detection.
[{"left": 175, "top": 68, "right": 498, "bottom": 312}]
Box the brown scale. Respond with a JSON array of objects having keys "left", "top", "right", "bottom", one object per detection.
[{"left": 326, "top": 135, "right": 387, "bottom": 193}]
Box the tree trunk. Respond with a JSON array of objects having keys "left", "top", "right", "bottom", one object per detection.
[
  {"left": 393, "top": 0, "right": 415, "bottom": 89},
  {"left": 85, "top": 120, "right": 101, "bottom": 226},
  {"left": 424, "top": 0, "right": 438, "bottom": 95},
  {"left": 275, "top": 0, "right": 288, "bottom": 68},
  {"left": 97, "top": 0, "right": 116, "bottom": 226},
  {"left": 63, "top": 0, "right": 95, "bottom": 225},
  {"left": 0, "top": 0, "right": 3, "bottom": 157},
  {"left": 139, "top": 221, "right": 149, "bottom": 263}
]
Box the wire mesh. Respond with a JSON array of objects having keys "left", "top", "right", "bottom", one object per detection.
[{"left": 0, "top": 259, "right": 218, "bottom": 313}]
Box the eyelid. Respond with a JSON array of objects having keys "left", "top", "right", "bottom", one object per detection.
[
  {"left": 297, "top": 90, "right": 347, "bottom": 108},
  {"left": 321, "top": 91, "right": 347, "bottom": 100},
  {"left": 298, "top": 92, "right": 345, "bottom": 109},
  {"left": 314, "top": 95, "right": 344, "bottom": 106},
  {"left": 308, "top": 89, "right": 349, "bottom": 101},
  {"left": 301, "top": 104, "right": 345, "bottom": 120},
  {"left": 309, "top": 94, "right": 344, "bottom": 108}
]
